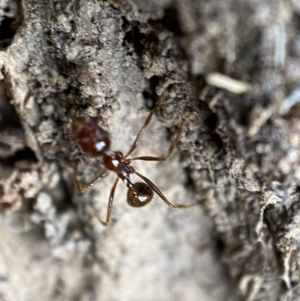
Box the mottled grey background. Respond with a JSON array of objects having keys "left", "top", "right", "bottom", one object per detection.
[{"left": 1, "top": 0, "right": 300, "bottom": 300}]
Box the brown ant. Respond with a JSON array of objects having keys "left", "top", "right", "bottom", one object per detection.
[{"left": 71, "top": 93, "right": 195, "bottom": 225}]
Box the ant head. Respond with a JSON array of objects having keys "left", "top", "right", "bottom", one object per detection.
[{"left": 127, "top": 182, "right": 153, "bottom": 207}]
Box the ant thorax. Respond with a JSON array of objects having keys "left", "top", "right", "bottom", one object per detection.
[{"left": 102, "top": 150, "right": 133, "bottom": 180}]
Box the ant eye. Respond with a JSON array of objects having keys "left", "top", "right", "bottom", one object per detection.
[{"left": 127, "top": 182, "right": 153, "bottom": 207}]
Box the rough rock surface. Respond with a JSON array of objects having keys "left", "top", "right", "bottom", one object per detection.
[{"left": 1, "top": 0, "right": 300, "bottom": 300}]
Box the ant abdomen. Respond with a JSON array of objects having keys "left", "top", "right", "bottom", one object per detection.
[
  {"left": 71, "top": 116, "right": 110, "bottom": 157},
  {"left": 127, "top": 182, "right": 153, "bottom": 207}
]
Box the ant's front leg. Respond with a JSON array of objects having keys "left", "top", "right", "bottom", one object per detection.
[{"left": 131, "top": 167, "right": 199, "bottom": 209}]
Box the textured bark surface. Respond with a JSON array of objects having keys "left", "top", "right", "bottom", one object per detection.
[{"left": 1, "top": 0, "right": 300, "bottom": 300}]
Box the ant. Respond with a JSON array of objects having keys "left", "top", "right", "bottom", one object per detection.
[{"left": 71, "top": 93, "right": 196, "bottom": 226}]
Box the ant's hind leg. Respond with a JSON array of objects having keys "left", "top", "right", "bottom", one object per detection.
[
  {"left": 70, "top": 163, "right": 108, "bottom": 192},
  {"left": 125, "top": 93, "right": 165, "bottom": 157},
  {"left": 128, "top": 111, "right": 194, "bottom": 162},
  {"left": 96, "top": 177, "right": 119, "bottom": 226}
]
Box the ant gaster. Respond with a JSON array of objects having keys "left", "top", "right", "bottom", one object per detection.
[{"left": 71, "top": 93, "right": 195, "bottom": 225}]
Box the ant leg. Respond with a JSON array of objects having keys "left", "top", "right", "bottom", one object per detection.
[
  {"left": 128, "top": 112, "right": 194, "bottom": 162},
  {"left": 72, "top": 164, "right": 108, "bottom": 192},
  {"left": 131, "top": 167, "right": 198, "bottom": 208},
  {"left": 125, "top": 94, "right": 165, "bottom": 157},
  {"left": 98, "top": 177, "right": 119, "bottom": 226}
]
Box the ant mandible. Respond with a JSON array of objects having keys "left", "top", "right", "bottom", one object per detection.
[{"left": 71, "top": 93, "right": 195, "bottom": 226}]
